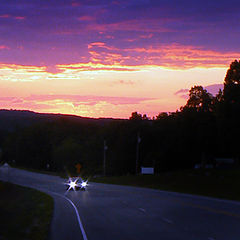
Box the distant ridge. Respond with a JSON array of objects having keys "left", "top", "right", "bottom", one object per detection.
[{"left": 0, "top": 109, "right": 124, "bottom": 131}]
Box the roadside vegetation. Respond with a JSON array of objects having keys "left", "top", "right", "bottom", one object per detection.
[
  {"left": 92, "top": 169, "right": 240, "bottom": 202},
  {"left": 0, "top": 181, "right": 53, "bottom": 240}
]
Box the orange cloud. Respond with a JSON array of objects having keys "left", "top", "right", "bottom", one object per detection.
[
  {"left": 87, "top": 42, "right": 240, "bottom": 69},
  {"left": 0, "top": 42, "right": 237, "bottom": 79},
  {"left": 88, "top": 42, "right": 118, "bottom": 51},
  {"left": 88, "top": 42, "right": 106, "bottom": 48},
  {"left": 0, "top": 64, "right": 49, "bottom": 82},
  {"left": 56, "top": 62, "right": 139, "bottom": 72},
  {"left": 0, "top": 94, "right": 156, "bottom": 118},
  {"left": 25, "top": 94, "right": 153, "bottom": 105},
  {"left": 0, "top": 62, "right": 140, "bottom": 83},
  {"left": 0, "top": 63, "right": 45, "bottom": 72}
]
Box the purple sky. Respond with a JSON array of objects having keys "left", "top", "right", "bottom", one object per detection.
[
  {"left": 1, "top": 0, "right": 239, "bottom": 68},
  {"left": 0, "top": 0, "right": 239, "bottom": 118}
]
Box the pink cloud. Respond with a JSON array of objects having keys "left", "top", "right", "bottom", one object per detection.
[
  {"left": 0, "top": 97, "right": 24, "bottom": 105},
  {"left": 56, "top": 62, "right": 138, "bottom": 72},
  {"left": 45, "top": 65, "right": 64, "bottom": 74},
  {"left": 175, "top": 89, "right": 189, "bottom": 95},
  {"left": 78, "top": 16, "right": 95, "bottom": 21},
  {"left": 0, "top": 62, "right": 138, "bottom": 76},
  {"left": 0, "top": 14, "right": 10, "bottom": 18},
  {"left": 25, "top": 94, "right": 154, "bottom": 105},
  {"left": 205, "top": 84, "right": 223, "bottom": 96},
  {"left": 71, "top": 1, "right": 81, "bottom": 7},
  {"left": 86, "top": 19, "right": 170, "bottom": 33},
  {"left": 87, "top": 42, "right": 240, "bottom": 69},
  {"left": 14, "top": 16, "right": 25, "bottom": 20},
  {"left": 88, "top": 42, "right": 107, "bottom": 49},
  {"left": 140, "top": 33, "right": 154, "bottom": 39},
  {"left": 174, "top": 89, "right": 189, "bottom": 99},
  {"left": 0, "top": 97, "right": 17, "bottom": 101},
  {"left": 17, "top": 45, "right": 24, "bottom": 50},
  {"left": 0, "top": 45, "right": 9, "bottom": 50},
  {"left": 0, "top": 94, "right": 159, "bottom": 118},
  {"left": 1, "top": 41, "right": 236, "bottom": 76},
  {"left": 5, "top": 103, "right": 54, "bottom": 111},
  {"left": 0, "top": 63, "right": 46, "bottom": 71},
  {"left": 0, "top": 97, "right": 56, "bottom": 110},
  {"left": 54, "top": 18, "right": 169, "bottom": 36},
  {"left": 118, "top": 80, "right": 135, "bottom": 85},
  {"left": 105, "top": 35, "right": 115, "bottom": 39},
  {"left": 175, "top": 84, "right": 224, "bottom": 99},
  {"left": 112, "top": 1, "right": 120, "bottom": 5},
  {"left": 0, "top": 14, "right": 25, "bottom": 20}
]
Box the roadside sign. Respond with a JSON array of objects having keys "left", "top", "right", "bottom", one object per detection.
[
  {"left": 141, "top": 167, "right": 154, "bottom": 174},
  {"left": 75, "top": 163, "right": 82, "bottom": 174}
]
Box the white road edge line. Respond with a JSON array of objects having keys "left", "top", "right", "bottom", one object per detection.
[
  {"left": 1, "top": 177, "right": 89, "bottom": 240},
  {"left": 161, "top": 217, "right": 173, "bottom": 224},
  {"left": 4, "top": 181, "right": 89, "bottom": 240},
  {"left": 138, "top": 208, "right": 146, "bottom": 213},
  {"left": 50, "top": 192, "right": 88, "bottom": 240}
]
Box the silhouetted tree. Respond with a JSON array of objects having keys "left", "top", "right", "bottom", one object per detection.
[
  {"left": 129, "top": 112, "right": 142, "bottom": 121},
  {"left": 183, "top": 85, "right": 213, "bottom": 112},
  {"left": 156, "top": 112, "right": 168, "bottom": 120},
  {"left": 224, "top": 60, "right": 240, "bottom": 100},
  {"left": 217, "top": 60, "right": 240, "bottom": 158},
  {"left": 129, "top": 112, "right": 149, "bottom": 121},
  {"left": 223, "top": 60, "right": 240, "bottom": 115}
]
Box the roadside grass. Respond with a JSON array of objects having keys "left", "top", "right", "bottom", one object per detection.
[
  {"left": 0, "top": 181, "right": 53, "bottom": 240},
  {"left": 14, "top": 165, "right": 62, "bottom": 177},
  {"left": 14, "top": 165, "right": 86, "bottom": 179},
  {"left": 14, "top": 166, "right": 73, "bottom": 179},
  {"left": 91, "top": 169, "right": 240, "bottom": 202}
]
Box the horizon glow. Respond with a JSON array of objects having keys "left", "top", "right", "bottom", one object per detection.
[{"left": 0, "top": 0, "right": 239, "bottom": 118}]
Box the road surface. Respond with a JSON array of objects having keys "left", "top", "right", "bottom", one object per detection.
[{"left": 1, "top": 166, "right": 240, "bottom": 240}]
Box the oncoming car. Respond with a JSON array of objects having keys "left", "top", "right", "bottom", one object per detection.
[{"left": 65, "top": 177, "right": 88, "bottom": 191}]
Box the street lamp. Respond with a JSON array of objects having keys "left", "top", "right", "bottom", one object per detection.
[
  {"left": 103, "top": 140, "right": 108, "bottom": 176},
  {"left": 136, "top": 132, "right": 141, "bottom": 174}
]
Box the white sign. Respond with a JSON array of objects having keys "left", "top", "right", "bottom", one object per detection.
[
  {"left": 2, "top": 163, "right": 9, "bottom": 168},
  {"left": 0, "top": 163, "right": 10, "bottom": 181},
  {"left": 141, "top": 167, "right": 154, "bottom": 174}
]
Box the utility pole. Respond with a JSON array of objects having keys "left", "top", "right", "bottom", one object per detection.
[
  {"left": 136, "top": 132, "right": 141, "bottom": 175},
  {"left": 103, "top": 140, "right": 108, "bottom": 176}
]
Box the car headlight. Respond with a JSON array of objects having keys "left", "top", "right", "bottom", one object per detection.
[
  {"left": 66, "top": 178, "right": 79, "bottom": 191},
  {"left": 81, "top": 181, "right": 87, "bottom": 187},
  {"left": 69, "top": 180, "right": 77, "bottom": 189}
]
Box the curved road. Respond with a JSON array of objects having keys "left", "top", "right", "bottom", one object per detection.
[{"left": 1, "top": 166, "right": 240, "bottom": 240}]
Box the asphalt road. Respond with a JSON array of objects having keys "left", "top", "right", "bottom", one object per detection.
[{"left": 1, "top": 166, "right": 240, "bottom": 240}]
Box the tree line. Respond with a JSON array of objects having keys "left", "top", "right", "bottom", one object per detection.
[{"left": 1, "top": 60, "right": 240, "bottom": 176}]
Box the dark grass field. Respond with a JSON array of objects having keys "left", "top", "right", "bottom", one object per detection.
[
  {"left": 0, "top": 181, "right": 53, "bottom": 240},
  {"left": 91, "top": 169, "right": 240, "bottom": 202}
]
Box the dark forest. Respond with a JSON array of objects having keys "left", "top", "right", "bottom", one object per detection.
[{"left": 1, "top": 60, "right": 240, "bottom": 176}]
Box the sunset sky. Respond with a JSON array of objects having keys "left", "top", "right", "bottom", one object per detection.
[{"left": 0, "top": 0, "right": 239, "bottom": 118}]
